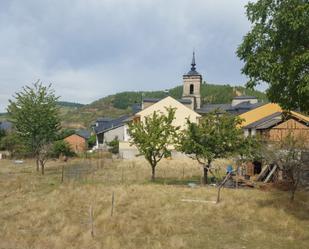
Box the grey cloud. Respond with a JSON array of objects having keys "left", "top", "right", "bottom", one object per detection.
[{"left": 0, "top": 0, "right": 254, "bottom": 112}]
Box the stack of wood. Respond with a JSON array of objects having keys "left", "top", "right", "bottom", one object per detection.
[{"left": 256, "top": 164, "right": 281, "bottom": 183}]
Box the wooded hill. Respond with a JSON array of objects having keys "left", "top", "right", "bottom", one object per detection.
[
  {"left": 60, "top": 83, "right": 267, "bottom": 128},
  {"left": 1, "top": 83, "right": 267, "bottom": 128}
]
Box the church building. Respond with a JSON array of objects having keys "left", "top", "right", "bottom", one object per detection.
[{"left": 95, "top": 52, "right": 308, "bottom": 156}]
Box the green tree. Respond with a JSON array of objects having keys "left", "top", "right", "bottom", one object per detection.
[
  {"left": 179, "top": 111, "right": 244, "bottom": 184},
  {"left": 237, "top": 135, "right": 263, "bottom": 162},
  {"left": 237, "top": 0, "right": 309, "bottom": 112},
  {"left": 87, "top": 134, "right": 97, "bottom": 148},
  {"left": 107, "top": 137, "right": 119, "bottom": 154},
  {"left": 7, "top": 81, "right": 60, "bottom": 174},
  {"left": 0, "top": 131, "right": 29, "bottom": 157},
  {"left": 128, "top": 108, "right": 180, "bottom": 181},
  {"left": 51, "top": 140, "right": 75, "bottom": 158}
]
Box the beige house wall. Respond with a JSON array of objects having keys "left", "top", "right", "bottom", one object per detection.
[
  {"left": 231, "top": 98, "right": 258, "bottom": 106},
  {"left": 136, "top": 96, "right": 201, "bottom": 130},
  {"left": 119, "top": 96, "right": 201, "bottom": 159}
]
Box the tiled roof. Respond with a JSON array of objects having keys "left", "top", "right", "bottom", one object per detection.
[
  {"left": 197, "top": 102, "right": 264, "bottom": 115},
  {"left": 94, "top": 115, "right": 130, "bottom": 134},
  {"left": 75, "top": 130, "right": 91, "bottom": 139},
  {"left": 233, "top": 96, "right": 257, "bottom": 100},
  {"left": 244, "top": 112, "right": 282, "bottom": 129}
]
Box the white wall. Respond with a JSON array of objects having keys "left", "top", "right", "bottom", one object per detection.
[{"left": 104, "top": 125, "right": 125, "bottom": 143}]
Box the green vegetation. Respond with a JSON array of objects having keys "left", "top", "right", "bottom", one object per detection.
[
  {"left": 60, "top": 83, "right": 266, "bottom": 128},
  {"left": 51, "top": 140, "right": 75, "bottom": 158},
  {"left": 7, "top": 81, "right": 61, "bottom": 174},
  {"left": 0, "top": 131, "right": 29, "bottom": 157},
  {"left": 128, "top": 108, "right": 180, "bottom": 181},
  {"left": 111, "top": 83, "right": 267, "bottom": 110},
  {"left": 1, "top": 83, "right": 267, "bottom": 129},
  {"left": 0, "top": 112, "right": 9, "bottom": 122},
  {"left": 179, "top": 111, "right": 249, "bottom": 184},
  {"left": 87, "top": 134, "right": 97, "bottom": 148},
  {"left": 107, "top": 137, "right": 120, "bottom": 154},
  {"left": 237, "top": 0, "right": 309, "bottom": 112},
  {"left": 57, "top": 101, "right": 84, "bottom": 108}
]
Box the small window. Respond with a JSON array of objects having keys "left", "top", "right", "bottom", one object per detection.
[{"left": 190, "top": 84, "right": 194, "bottom": 94}]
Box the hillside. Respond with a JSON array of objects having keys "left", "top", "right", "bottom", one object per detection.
[
  {"left": 60, "top": 83, "right": 267, "bottom": 128},
  {"left": 1, "top": 84, "right": 267, "bottom": 128}
]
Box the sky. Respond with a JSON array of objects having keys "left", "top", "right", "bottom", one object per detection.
[{"left": 0, "top": 0, "right": 257, "bottom": 112}]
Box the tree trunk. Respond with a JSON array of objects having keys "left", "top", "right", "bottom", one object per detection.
[
  {"left": 40, "top": 161, "right": 45, "bottom": 175},
  {"left": 290, "top": 188, "right": 295, "bottom": 202},
  {"left": 36, "top": 159, "right": 40, "bottom": 172},
  {"left": 290, "top": 181, "right": 298, "bottom": 202},
  {"left": 203, "top": 167, "right": 208, "bottom": 185},
  {"left": 61, "top": 164, "right": 64, "bottom": 183},
  {"left": 151, "top": 165, "right": 156, "bottom": 181}
]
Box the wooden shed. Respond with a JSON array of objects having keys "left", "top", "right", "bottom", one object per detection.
[{"left": 243, "top": 112, "right": 309, "bottom": 144}]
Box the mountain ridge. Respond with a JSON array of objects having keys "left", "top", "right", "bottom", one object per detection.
[
  {"left": 60, "top": 83, "right": 267, "bottom": 128},
  {"left": 1, "top": 83, "right": 267, "bottom": 129}
]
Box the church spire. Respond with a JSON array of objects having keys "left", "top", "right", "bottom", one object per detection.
[{"left": 191, "top": 51, "right": 196, "bottom": 71}]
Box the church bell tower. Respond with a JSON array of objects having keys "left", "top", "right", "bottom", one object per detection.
[{"left": 182, "top": 52, "right": 202, "bottom": 110}]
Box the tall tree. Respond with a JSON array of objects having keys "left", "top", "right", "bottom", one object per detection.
[
  {"left": 128, "top": 108, "right": 179, "bottom": 181},
  {"left": 7, "top": 81, "right": 60, "bottom": 174},
  {"left": 179, "top": 111, "right": 244, "bottom": 184},
  {"left": 237, "top": 0, "right": 309, "bottom": 112}
]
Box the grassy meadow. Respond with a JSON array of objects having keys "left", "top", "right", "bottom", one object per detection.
[{"left": 0, "top": 157, "right": 308, "bottom": 249}]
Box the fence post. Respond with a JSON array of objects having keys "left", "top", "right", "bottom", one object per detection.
[{"left": 111, "top": 192, "right": 115, "bottom": 217}]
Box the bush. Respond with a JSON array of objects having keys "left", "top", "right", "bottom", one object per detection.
[
  {"left": 87, "top": 134, "right": 96, "bottom": 148},
  {"left": 51, "top": 140, "right": 75, "bottom": 158},
  {"left": 0, "top": 132, "right": 29, "bottom": 158},
  {"left": 107, "top": 137, "right": 119, "bottom": 154}
]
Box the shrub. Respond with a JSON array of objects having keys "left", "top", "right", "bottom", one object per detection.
[
  {"left": 0, "top": 132, "right": 29, "bottom": 158},
  {"left": 51, "top": 140, "right": 75, "bottom": 158},
  {"left": 87, "top": 134, "right": 96, "bottom": 148},
  {"left": 107, "top": 137, "right": 119, "bottom": 154}
]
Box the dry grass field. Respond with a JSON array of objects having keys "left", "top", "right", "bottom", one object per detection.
[{"left": 0, "top": 157, "right": 308, "bottom": 249}]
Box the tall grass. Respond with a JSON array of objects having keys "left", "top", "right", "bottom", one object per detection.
[{"left": 0, "top": 158, "right": 308, "bottom": 249}]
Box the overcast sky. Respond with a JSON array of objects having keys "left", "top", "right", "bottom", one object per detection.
[{"left": 0, "top": 0, "right": 256, "bottom": 112}]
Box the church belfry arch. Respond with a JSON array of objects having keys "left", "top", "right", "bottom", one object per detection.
[{"left": 182, "top": 52, "right": 202, "bottom": 110}]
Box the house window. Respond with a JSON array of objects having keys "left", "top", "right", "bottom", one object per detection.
[{"left": 190, "top": 84, "right": 194, "bottom": 94}]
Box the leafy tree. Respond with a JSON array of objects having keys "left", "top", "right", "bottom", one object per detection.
[
  {"left": 128, "top": 108, "right": 180, "bottom": 181},
  {"left": 107, "top": 137, "right": 119, "bottom": 154},
  {"left": 0, "top": 131, "right": 29, "bottom": 157},
  {"left": 51, "top": 140, "right": 75, "bottom": 158},
  {"left": 236, "top": 135, "right": 263, "bottom": 163},
  {"left": 87, "top": 134, "right": 97, "bottom": 148},
  {"left": 179, "top": 111, "right": 244, "bottom": 184},
  {"left": 7, "top": 81, "right": 60, "bottom": 174},
  {"left": 237, "top": 0, "right": 309, "bottom": 112}
]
